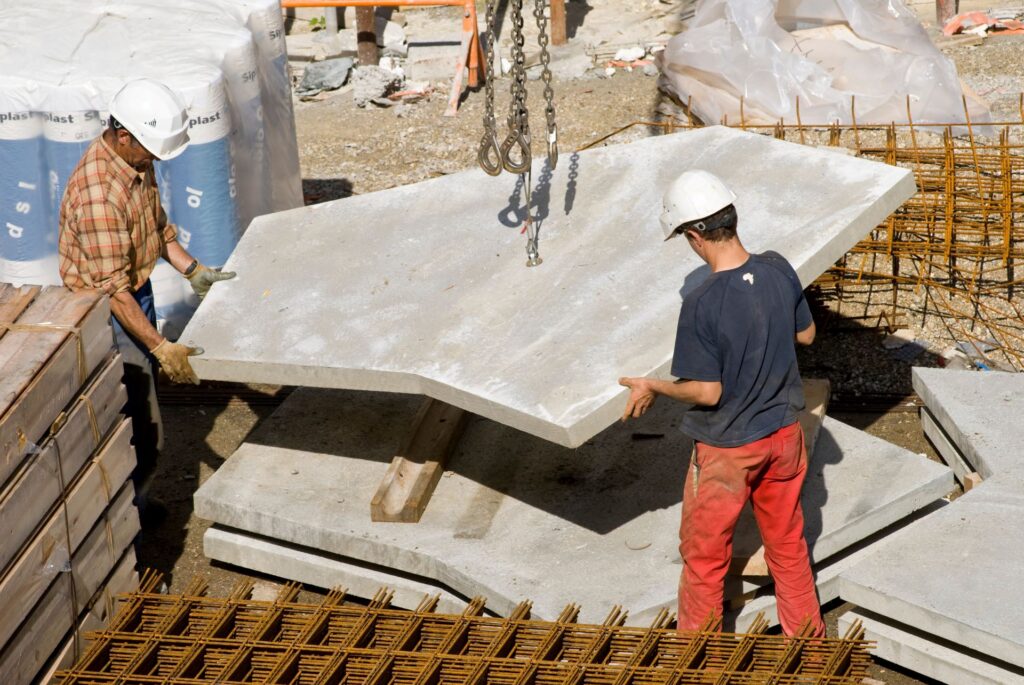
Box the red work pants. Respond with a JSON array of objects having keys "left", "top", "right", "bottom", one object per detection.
[{"left": 677, "top": 421, "right": 825, "bottom": 636}]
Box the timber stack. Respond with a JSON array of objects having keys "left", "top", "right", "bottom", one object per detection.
[{"left": 0, "top": 283, "right": 141, "bottom": 684}]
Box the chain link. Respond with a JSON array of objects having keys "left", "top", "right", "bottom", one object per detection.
[
  {"left": 498, "top": 0, "right": 532, "bottom": 174},
  {"left": 477, "top": 0, "right": 502, "bottom": 176},
  {"left": 532, "top": 0, "right": 558, "bottom": 170}
]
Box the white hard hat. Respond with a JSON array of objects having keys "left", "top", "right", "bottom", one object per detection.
[
  {"left": 109, "top": 79, "right": 190, "bottom": 161},
  {"left": 660, "top": 170, "right": 737, "bottom": 240}
]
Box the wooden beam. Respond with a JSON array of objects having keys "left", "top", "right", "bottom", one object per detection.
[
  {"left": 0, "top": 354, "right": 126, "bottom": 573},
  {"left": 730, "top": 379, "right": 831, "bottom": 577},
  {"left": 550, "top": 0, "right": 567, "bottom": 46},
  {"left": 0, "top": 288, "right": 113, "bottom": 486},
  {"left": 371, "top": 399, "right": 467, "bottom": 523},
  {"left": 0, "top": 419, "right": 135, "bottom": 649},
  {"left": 0, "top": 488, "right": 138, "bottom": 685}
]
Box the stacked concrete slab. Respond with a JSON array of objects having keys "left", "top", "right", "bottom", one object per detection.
[
  {"left": 185, "top": 126, "right": 955, "bottom": 628},
  {"left": 181, "top": 126, "right": 916, "bottom": 448},
  {"left": 0, "top": 284, "right": 141, "bottom": 684},
  {"left": 838, "top": 368, "right": 1024, "bottom": 684},
  {"left": 196, "top": 386, "right": 951, "bottom": 626}
]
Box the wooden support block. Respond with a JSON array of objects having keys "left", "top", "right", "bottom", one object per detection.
[
  {"left": 0, "top": 287, "right": 113, "bottom": 487},
  {"left": 0, "top": 485, "right": 139, "bottom": 685},
  {"left": 963, "top": 471, "right": 982, "bottom": 493},
  {"left": 550, "top": 0, "right": 567, "bottom": 45},
  {"left": 730, "top": 379, "right": 831, "bottom": 577},
  {"left": 371, "top": 399, "right": 467, "bottom": 523},
  {"left": 0, "top": 354, "right": 127, "bottom": 574},
  {"left": 0, "top": 419, "right": 135, "bottom": 650}
]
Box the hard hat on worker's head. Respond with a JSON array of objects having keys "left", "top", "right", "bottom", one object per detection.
[
  {"left": 660, "top": 170, "right": 737, "bottom": 240},
  {"left": 108, "top": 79, "right": 190, "bottom": 161}
]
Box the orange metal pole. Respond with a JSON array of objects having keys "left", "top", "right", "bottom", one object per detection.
[
  {"left": 550, "top": 0, "right": 567, "bottom": 45},
  {"left": 282, "top": 0, "right": 462, "bottom": 7}
]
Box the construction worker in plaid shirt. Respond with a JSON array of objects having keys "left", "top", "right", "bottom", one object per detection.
[{"left": 58, "top": 79, "right": 234, "bottom": 506}]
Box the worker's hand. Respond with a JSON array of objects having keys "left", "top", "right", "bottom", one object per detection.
[
  {"left": 619, "top": 377, "right": 656, "bottom": 421},
  {"left": 150, "top": 339, "right": 203, "bottom": 385},
  {"left": 187, "top": 263, "right": 236, "bottom": 300}
]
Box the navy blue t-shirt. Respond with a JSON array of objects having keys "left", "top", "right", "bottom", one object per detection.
[{"left": 671, "top": 251, "right": 812, "bottom": 448}]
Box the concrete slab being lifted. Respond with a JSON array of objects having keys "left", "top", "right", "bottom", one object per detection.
[
  {"left": 181, "top": 126, "right": 915, "bottom": 447},
  {"left": 195, "top": 386, "right": 951, "bottom": 625}
]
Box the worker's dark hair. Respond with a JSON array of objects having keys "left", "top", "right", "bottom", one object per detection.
[{"left": 682, "top": 204, "right": 738, "bottom": 243}]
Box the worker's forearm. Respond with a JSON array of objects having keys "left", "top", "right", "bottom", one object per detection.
[
  {"left": 110, "top": 291, "right": 164, "bottom": 350},
  {"left": 163, "top": 239, "right": 196, "bottom": 274},
  {"left": 646, "top": 378, "right": 721, "bottom": 406}
]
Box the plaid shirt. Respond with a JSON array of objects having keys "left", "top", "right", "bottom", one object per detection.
[{"left": 59, "top": 135, "right": 177, "bottom": 295}]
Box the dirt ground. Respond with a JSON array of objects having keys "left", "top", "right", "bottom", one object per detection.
[{"left": 132, "top": 5, "right": 1023, "bottom": 683}]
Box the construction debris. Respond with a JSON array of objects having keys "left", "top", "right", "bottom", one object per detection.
[
  {"left": 0, "top": 285, "right": 140, "bottom": 684},
  {"left": 296, "top": 57, "right": 354, "bottom": 98},
  {"left": 54, "top": 574, "right": 875, "bottom": 685},
  {"left": 352, "top": 64, "right": 406, "bottom": 107}
]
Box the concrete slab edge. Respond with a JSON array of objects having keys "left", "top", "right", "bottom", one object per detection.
[
  {"left": 204, "top": 526, "right": 475, "bottom": 616},
  {"left": 838, "top": 609, "right": 1024, "bottom": 685},
  {"left": 912, "top": 369, "right": 994, "bottom": 479},
  {"left": 839, "top": 573, "right": 1021, "bottom": 668},
  {"left": 920, "top": 407, "right": 976, "bottom": 485}
]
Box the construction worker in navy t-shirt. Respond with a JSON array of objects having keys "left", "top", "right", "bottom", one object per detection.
[{"left": 619, "top": 170, "right": 825, "bottom": 636}]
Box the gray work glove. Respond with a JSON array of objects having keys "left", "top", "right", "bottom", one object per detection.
[
  {"left": 187, "top": 263, "right": 236, "bottom": 299},
  {"left": 150, "top": 339, "right": 202, "bottom": 385}
]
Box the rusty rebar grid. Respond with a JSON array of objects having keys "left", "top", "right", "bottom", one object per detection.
[{"left": 55, "top": 575, "right": 873, "bottom": 685}]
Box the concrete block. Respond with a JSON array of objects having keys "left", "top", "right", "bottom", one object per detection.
[
  {"left": 204, "top": 526, "right": 469, "bottom": 614},
  {"left": 182, "top": 126, "right": 915, "bottom": 448},
  {"left": 913, "top": 368, "right": 1023, "bottom": 478},
  {"left": 840, "top": 474, "right": 1024, "bottom": 668},
  {"left": 194, "top": 386, "right": 950, "bottom": 625},
  {"left": 838, "top": 609, "right": 1024, "bottom": 685}
]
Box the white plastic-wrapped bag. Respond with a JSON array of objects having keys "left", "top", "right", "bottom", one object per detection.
[{"left": 660, "top": 0, "right": 991, "bottom": 127}]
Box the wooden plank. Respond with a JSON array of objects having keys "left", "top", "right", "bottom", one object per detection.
[
  {"left": 730, "top": 379, "right": 831, "bottom": 577},
  {"left": 37, "top": 546, "right": 139, "bottom": 684},
  {"left": 0, "top": 419, "right": 135, "bottom": 650},
  {"left": 371, "top": 399, "right": 468, "bottom": 523},
  {"left": 0, "top": 485, "right": 138, "bottom": 685},
  {"left": 550, "top": 0, "right": 567, "bottom": 45},
  {"left": 0, "top": 354, "right": 127, "bottom": 574},
  {"left": 0, "top": 290, "right": 113, "bottom": 487},
  {"left": 963, "top": 471, "right": 983, "bottom": 493},
  {"left": 0, "top": 284, "right": 42, "bottom": 342}
]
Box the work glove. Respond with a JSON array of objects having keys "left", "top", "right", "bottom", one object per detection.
[
  {"left": 187, "top": 263, "right": 236, "bottom": 300},
  {"left": 150, "top": 339, "right": 202, "bottom": 385}
]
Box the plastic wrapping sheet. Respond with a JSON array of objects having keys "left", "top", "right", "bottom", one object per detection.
[
  {"left": 660, "top": 0, "right": 991, "bottom": 127},
  {"left": 0, "top": 0, "right": 301, "bottom": 336}
]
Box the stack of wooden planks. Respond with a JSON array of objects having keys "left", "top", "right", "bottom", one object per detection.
[{"left": 0, "top": 284, "right": 141, "bottom": 684}]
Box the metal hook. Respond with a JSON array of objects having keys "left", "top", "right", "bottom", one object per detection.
[
  {"left": 546, "top": 124, "right": 558, "bottom": 171},
  {"left": 478, "top": 132, "right": 502, "bottom": 176},
  {"left": 500, "top": 129, "right": 532, "bottom": 175}
]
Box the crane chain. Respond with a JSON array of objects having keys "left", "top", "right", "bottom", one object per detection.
[
  {"left": 477, "top": 0, "right": 501, "bottom": 176},
  {"left": 498, "top": 0, "right": 532, "bottom": 175},
  {"left": 532, "top": 0, "right": 558, "bottom": 170}
]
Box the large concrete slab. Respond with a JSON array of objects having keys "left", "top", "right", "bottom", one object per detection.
[
  {"left": 914, "top": 368, "right": 1023, "bottom": 478},
  {"left": 182, "top": 127, "right": 914, "bottom": 447},
  {"left": 195, "top": 386, "right": 950, "bottom": 624},
  {"left": 840, "top": 474, "right": 1024, "bottom": 668},
  {"left": 839, "top": 609, "right": 1024, "bottom": 685}
]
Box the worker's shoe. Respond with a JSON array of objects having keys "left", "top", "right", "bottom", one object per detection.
[
  {"left": 187, "top": 263, "right": 236, "bottom": 299},
  {"left": 150, "top": 339, "right": 202, "bottom": 385}
]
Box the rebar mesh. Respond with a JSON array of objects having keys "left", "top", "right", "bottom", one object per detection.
[{"left": 55, "top": 573, "right": 872, "bottom": 685}]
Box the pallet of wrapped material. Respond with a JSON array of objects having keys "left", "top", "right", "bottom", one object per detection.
[
  {"left": 0, "top": 418, "right": 135, "bottom": 650},
  {"left": 0, "top": 353, "right": 126, "bottom": 574},
  {"left": 0, "top": 285, "right": 114, "bottom": 487},
  {"left": 0, "top": 484, "right": 139, "bottom": 685}
]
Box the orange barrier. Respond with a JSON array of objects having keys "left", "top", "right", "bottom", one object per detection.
[{"left": 281, "top": 0, "right": 485, "bottom": 115}]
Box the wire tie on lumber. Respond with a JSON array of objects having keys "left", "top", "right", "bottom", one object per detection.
[{"left": 0, "top": 322, "right": 86, "bottom": 384}]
